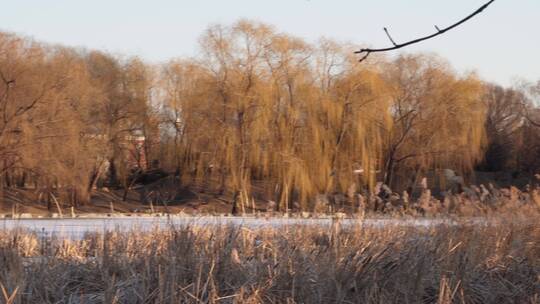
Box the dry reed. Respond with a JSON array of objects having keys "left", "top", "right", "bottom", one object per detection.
[{"left": 0, "top": 217, "right": 538, "bottom": 303}]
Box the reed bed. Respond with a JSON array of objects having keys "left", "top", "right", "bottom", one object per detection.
[{"left": 0, "top": 218, "right": 538, "bottom": 303}]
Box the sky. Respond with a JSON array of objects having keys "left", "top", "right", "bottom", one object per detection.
[{"left": 1, "top": 0, "right": 538, "bottom": 86}]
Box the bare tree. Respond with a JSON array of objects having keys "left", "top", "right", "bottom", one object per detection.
[
  {"left": 523, "top": 81, "right": 540, "bottom": 127},
  {"left": 479, "top": 84, "right": 527, "bottom": 171}
]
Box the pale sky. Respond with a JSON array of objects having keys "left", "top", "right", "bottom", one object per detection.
[{"left": 1, "top": 0, "right": 538, "bottom": 86}]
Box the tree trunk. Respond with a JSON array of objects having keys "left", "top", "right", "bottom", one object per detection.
[
  {"left": 17, "top": 172, "right": 26, "bottom": 188},
  {"left": 108, "top": 158, "right": 118, "bottom": 187},
  {"left": 231, "top": 190, "right": 240, "bottom": 215},
  {"left": 383, "top": 156, "right": 395, "bottom": 188},
  {"left": 87, "top": 163, "right": 103, "bottom": 193}
]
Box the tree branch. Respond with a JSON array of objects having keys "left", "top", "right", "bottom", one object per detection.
[
  {"left": 355, "top": 0, "right": 496, "bottom": 62},
  {"left": 525, "top": 111, "right": 540, "bottom": 128},
  {"left": 383, "top": 27, "right": 397, "bottom": 46}
]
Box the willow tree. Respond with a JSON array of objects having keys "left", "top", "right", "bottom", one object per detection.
[
  {"left": 0, "top": 32, "right": 105, "bottom": 205},
  {"left": 197, "top": 22, "right": 391, "bottom": 210},
  {"left": 380, "top": 54, "right": 486, "bottom": 191},
  {"left": 198, "top": 20, "right": 275, "bottom": 211},
  {"left": 274, "top": 40, "right": 390, "bottom": 209},
  {"left": 22, "top": 47, "right": 102, "bottom": 205},
  {"left": 261, "top": 31, "right": 314, "bottom": 209},
  {"left": 160, "top": 58, "right": 219, "bottom": 190},
  {"left": 85, "top": 52, "right": 154, "bottom": 187},
  {"left": 309, "top": 40, "right": 389, "bottom": 197},
  {"left": 156, "top": 21, "right": 490, "bottom": 212},
  {"left": 0, "top": 33, "right": 50, "bottom": 184}
]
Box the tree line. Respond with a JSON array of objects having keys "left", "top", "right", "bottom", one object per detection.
[{"left": 1, "top": 20, "right": 539, "bottom": 211}]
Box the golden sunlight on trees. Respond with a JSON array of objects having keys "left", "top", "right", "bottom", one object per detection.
[
  {"left": 0, "top": 33, "right": 98, "bottom": 206},
  {"left": 380, "top": 55, "right": 486, "bottom": 191},
  {"left": 0, "top": 19, "right": 538, "bottom": 213},
  {"left": 160, "top": 21, "right": 488, "bottom": 211}
]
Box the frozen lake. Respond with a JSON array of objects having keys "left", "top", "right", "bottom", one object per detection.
[{"left": 0, "top": 216, "right": 467, "bottom": 239}]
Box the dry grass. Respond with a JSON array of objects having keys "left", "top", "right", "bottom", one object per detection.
[{"left": 0, "top": 218, "right": 538, "bottom": 303}]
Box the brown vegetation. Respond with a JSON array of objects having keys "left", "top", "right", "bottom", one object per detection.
[
  {"left": 1, "top": 21, "right": 540, "bottom": 213},
  {"left": 0, "top": 218, "right": 538, "bottom": 303}
]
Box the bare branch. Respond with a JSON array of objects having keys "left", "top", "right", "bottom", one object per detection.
[
  {"left": 383, "top": 27, "right": 397, "bottom": 46},
  {"left": 525, "top": 111, "right": 540, "bottom": 128},
  {"left": 355, "top": 0, "right": 496, "bottom": 62}
]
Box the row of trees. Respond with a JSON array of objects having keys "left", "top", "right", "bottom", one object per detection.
[
  {"left": 0, "top": 31, "right": 157, "bottom": 205},
  {"left": 1, "top": 21, "right": 539, "bottom": 210}
]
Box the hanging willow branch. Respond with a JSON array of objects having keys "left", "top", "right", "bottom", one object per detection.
[{"left": 355, "top": 0, "right": 497, "bottom": 62}]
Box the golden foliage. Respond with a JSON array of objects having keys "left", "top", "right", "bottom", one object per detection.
[
  {"left": 0, "top": 21, "right": 502, "bottom": 210},
  {"left": 160, "top": 21, "right": 488, "bottom": 209}
]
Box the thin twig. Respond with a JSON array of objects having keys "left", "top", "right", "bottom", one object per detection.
[{"left": 383, "top": 27, "right": 397, "bottom": 46}]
